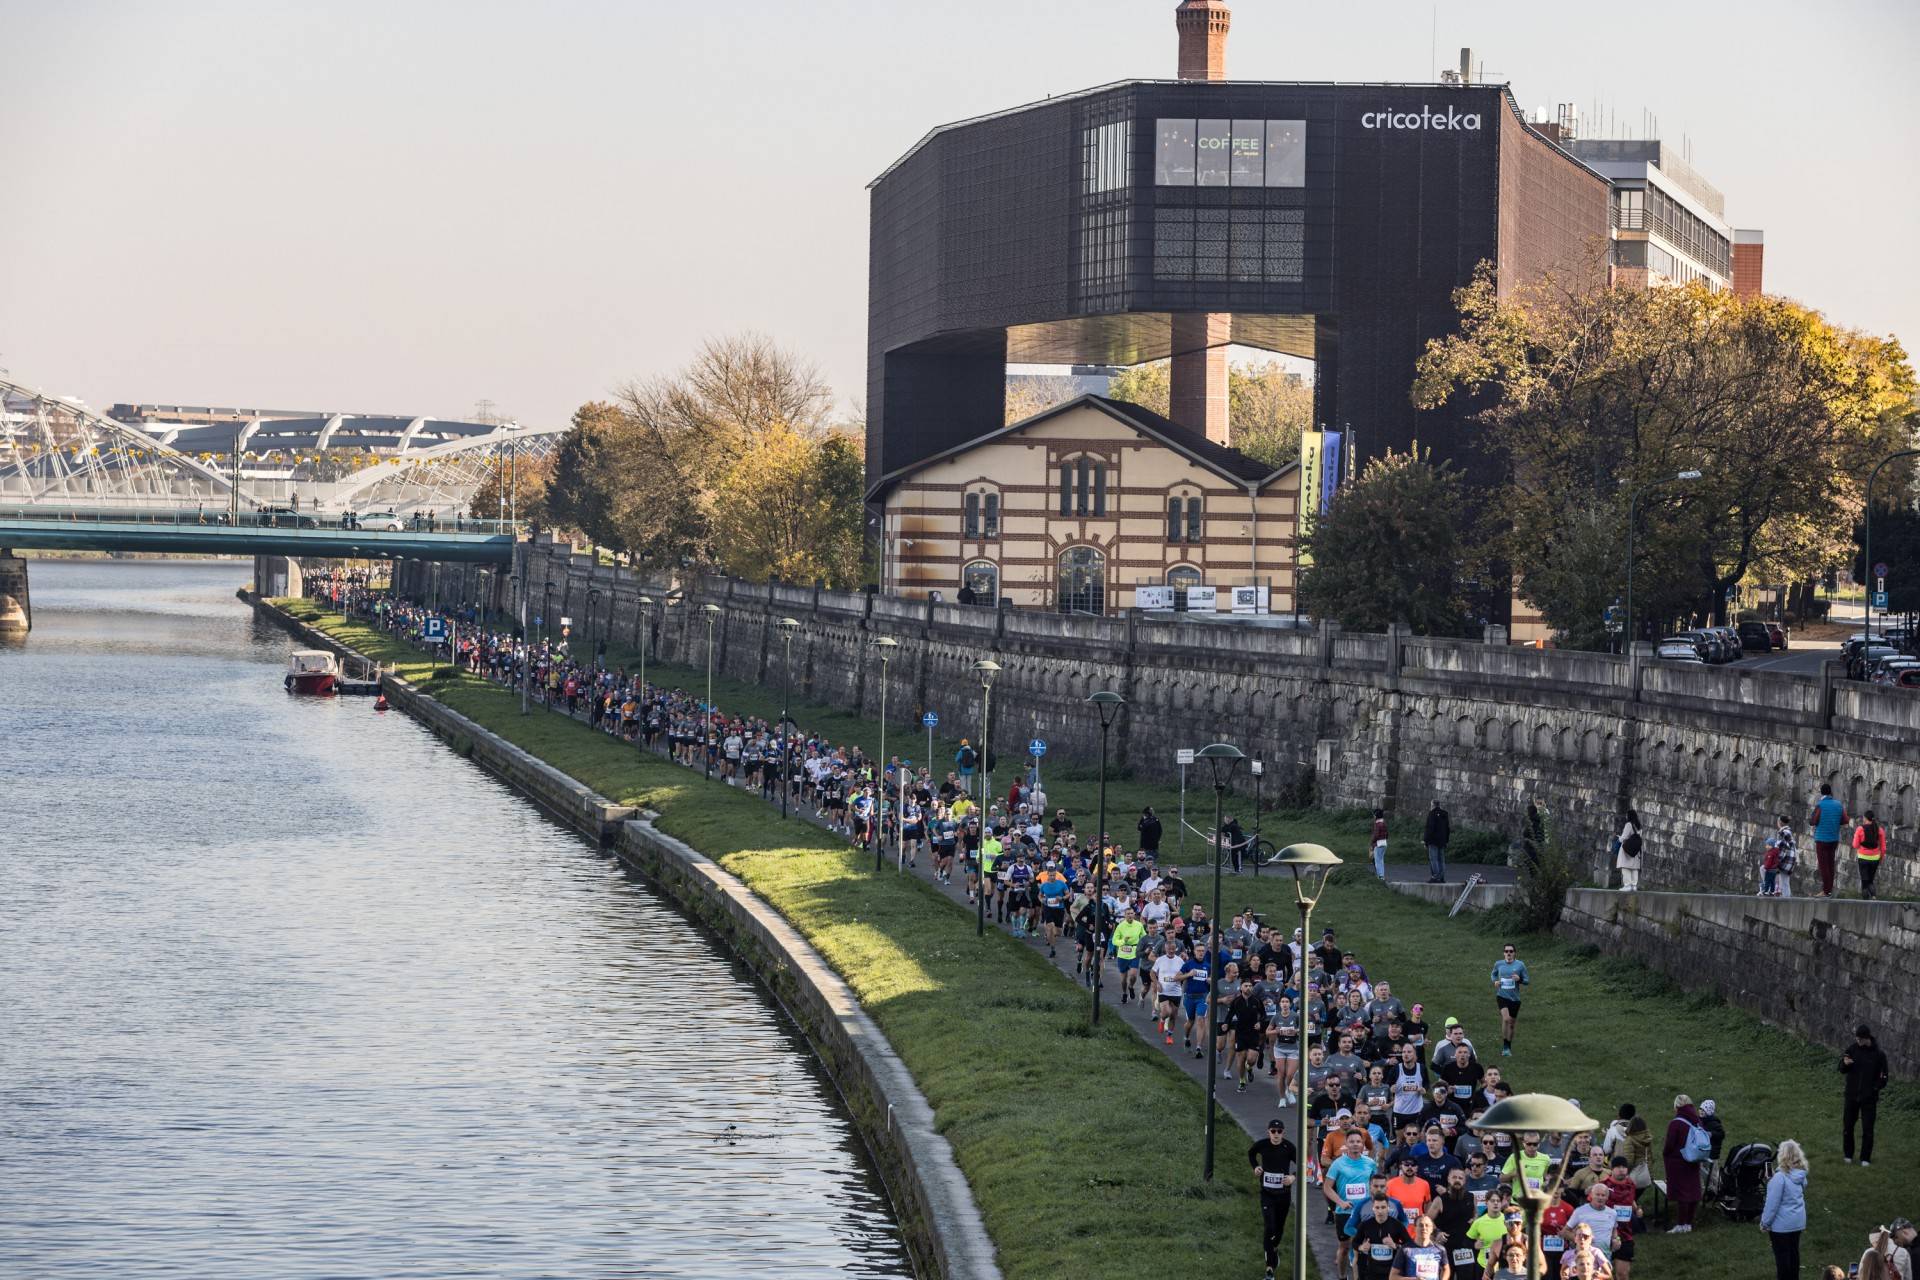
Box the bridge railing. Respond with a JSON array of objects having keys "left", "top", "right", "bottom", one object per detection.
[{"left": 0, "top": 504, "right": 518, "bottom": 536}]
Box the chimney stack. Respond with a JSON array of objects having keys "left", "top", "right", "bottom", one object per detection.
[{"left": 1175, "top": 0, "right": 1231, "bottom": 81}]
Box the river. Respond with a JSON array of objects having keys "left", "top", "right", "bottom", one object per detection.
[{"left": 0, "top": 559, "right": 914, "bottom": 1278}]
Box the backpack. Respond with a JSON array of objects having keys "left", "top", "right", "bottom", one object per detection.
[{"left": 1681, "top": 1121, "right": 1713, "bottom": 1164}]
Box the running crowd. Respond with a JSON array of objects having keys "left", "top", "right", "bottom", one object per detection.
[{"left": 339, "top": 589, "right": 1911, "bottom": 1280}]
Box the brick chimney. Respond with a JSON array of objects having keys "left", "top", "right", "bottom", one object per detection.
[
  {"left": 1171, "top": 1, "right": 1233, "bottom": 445},
  {"left": 1175, "top": 0, "right": 1231, "bottom": 81}
]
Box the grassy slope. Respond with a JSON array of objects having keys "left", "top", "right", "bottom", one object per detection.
[
  {"left": 274, "top": 602, "right": 1273, "bottom": 1280},
  {"left": 593, "top": 644, "right": 1917, "bottom": 1279}
]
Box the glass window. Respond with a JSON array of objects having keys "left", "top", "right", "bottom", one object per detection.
[
  {"left": 1230, "top": 119, "right": 1265, "bottom": 186},
  {"left": 1195, "top": 119, "right": 1231, "bottom": 186},
  {"left": 1093, "top": 463, "right": 1107, "bottom": 516},
  {"left": 1167, "top": 497, "right": 1182, "bottom": 542},
  {"left": 1076, "top": 457, "right": 1090, "bottom": 515},
  {"left": 1083, "top": 120, "right": 1131, "bottom": 195},
  {"left": 1186, "top": 497, "right": 1204, "bottom": 541},
  {"left": 1058, "top": 546, "right": 1107, "bottom": 615},
  {"left": 1263, "top": 119, "right": 1306, "bottom": 187},
  {"left": 1167, "top": 565, "right": 1202, "bottom": 588},
  {"left": 961, "top": 561, "right": 998, "bottom": 605},
  {"left": 1155, "top": 118, "right": 1196, "bottom": 185},
  {"left": 983, "top": 493, "right": 1000, "bottom": 538},
  {"left": 963, "top": 491, "right": 980, "bottom": 539},
  {"left": 1059, "top": 464, "right": 1073, "bottom": 516}
]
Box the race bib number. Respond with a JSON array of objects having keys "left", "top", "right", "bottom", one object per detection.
[
  {"left": 1453, "top": 1247, "right": 1476, "bottom": 1265},
  {"left": 1471, "top": 1189, "right": 1488, "bottom": 1206},
  {"left": 1369, "top": 1244, "right": 1394, "bottom": 1261},
  {"left": 1263, "top": 1171, "right": 1287, "bottom": 1190},
  {"left": 1542, "top": 1234, "right": 1564, "bottom": 1252},
  {"left": 1525, "top": 1177, "right": 1542, "bottom": 1191},
  {"left": 1453, "top": 1085, "right": 1473, "bottom": 1098},
  {"left": 1344, "top": 1182, "right": 1368, "bottom": 1203},
  {"left": 1614, "top": 1205, "right": 1632, "bottom": 1222}
]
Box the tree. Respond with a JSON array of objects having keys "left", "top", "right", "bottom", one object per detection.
[
  {"left": 1414, "top": 264, "right": 1918, "bottom": 645},
  {"left": 466, "top": 448, "right": 554, "bottom": 524},
  {"left": 1107, "top": 358, "right": 1312, "bottom": 466},
  {"left": 1296, "top": 451, "right": 1481, "bottom": 635},
  {"left": 541, "top": 400, "right": 630, "bottom": 548},
  {"left": 708, "top": 424, "right": 865, "bottom": 584},
  {"left": 1004, "top": 374, "right": 1081, "bottom": 423}
]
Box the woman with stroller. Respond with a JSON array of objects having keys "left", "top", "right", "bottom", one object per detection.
[{"left": 1758, "top": 1138, "right": 1808, "bottom": 1280}]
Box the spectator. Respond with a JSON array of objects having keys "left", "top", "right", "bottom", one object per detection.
[
  {"left": 1759, "top": 1138, "right": 1808, "bottom": 1280},
  {"left": 1370, "top": 808, "right": 1389, "bottom": 879},
  {"left": 1809, "top": 782, "right": 1847, "bottom": 898},
  {"left": 1138, "top": 805, "right": 1162, "bottom": 855},
  {"left": 1615, "top": 810, "right": 1644, "bottom": 892},
  {"left": 1699, "top": 1099, "right": 1725, "bottom": 1161},
  {"left": 1852, "top": 810, "right": 1887, "bottom": 899},
  {"left": 1890, "top": 1220, "right": 1916, "bottom": 1280},
  {"left": 1841, "top": 1023, "right": 1890, "bottom": 1166},
  {"left": 1662, "top": 1094, "right": 1705, "bottom": 1233},
  {"left": 1857, "top": 1228, "right": 1897, "bottom": 1280},
  {"left": 1423, "top": 799, "right": 1451, "bottom": 884}
]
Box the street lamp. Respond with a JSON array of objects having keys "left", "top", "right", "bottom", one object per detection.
[
  {"left": 637, "top": 594, "right": 655, "bottom": 727},
  {"left": 776, "top": 616, "right": 800, "bottom": 819},
  {"left": 1196, "top": 740, "right": 1244, "bottom": 1181},
  {"left": 1250, "top": 757, "right": 1264, "bottom": 876},
  {"left": 1274, "top": 840, "right": 1342, "bottom": 1279},
  {"left": 542, "top": 582, "right": 553, "bottom": 649},
  {"left": 1474, "top": 1094, "right": 1600, "bottom": 1280},
  {"left": 1086, "top": 690, "right": 1125, "bottom": 1027},
  {"left": 872, "top": 636, "right": 898, "bottom": 871},
  {"left": 1865, "top": 448, "right": 1920, "bottom": 644},
  {"left": 701, "top": 603, "right": 720, "bottom": 780},
  {"left": 972, "top": 658, "right": 1001, "bottom": 937},
  {"left": 587, "top": 587, "right": 600, "bottom": 663},
  {"left": 1624, "top": 469, "right": 1703, "bottom": 652}
]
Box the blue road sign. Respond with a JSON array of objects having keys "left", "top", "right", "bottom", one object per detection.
[
  {"left": 922, "top": 712, "right": 940, "bottom": 728},
  {"left": 534, "top": 614, "right": 543, "bottom": 627},
  {"left": 422, "top": 618, "right": 447, "bottom": 641},
  {"left": 1872, "top": 591, "right": 1889, "bottom": 610},
  {"left": 1029, "top": 738, "right": 1047, "bottom": 757}
]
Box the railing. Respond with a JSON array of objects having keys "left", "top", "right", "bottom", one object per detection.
[{"left": 0, "top": 504, "right": 518, "bottom": 536}]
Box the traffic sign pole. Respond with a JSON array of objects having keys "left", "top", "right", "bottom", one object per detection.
[{"left": 923, "top": 711, "right": 938, "bottom": 783}]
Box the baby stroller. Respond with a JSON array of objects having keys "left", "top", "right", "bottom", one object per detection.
[{"left": 1717, "top": 1142, "right": 1773, "bottom": 1221}]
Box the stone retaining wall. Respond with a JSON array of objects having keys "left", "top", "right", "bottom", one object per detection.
[{"left": 246, "top": 592, "right": 1001, "bottom": 1280}]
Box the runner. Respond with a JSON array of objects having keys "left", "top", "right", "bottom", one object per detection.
[
  {"left": 1352, "top": 1195, "right": 1413, "bottom": 1280},
  {"left": 1248, "top": 1118, "right": 1299, "bottom": 1280},
  {"left": 1110, "top": 908, "right": 1147, "bottom": 1004},
  {"left": 1396, "top": 1213, "right": 1452, "bottom": 1279},
  {"left": 1327, "top": 1130, "right": 1383, "bottom": 1280},
  {"left": 1226, "top": 978, "right": 1268, "bottom": 1092},
  {"left": 1151, "top": 940, "right": 1186, "bottom": 1045},
  {"left": 1490, "top": 943, "right": 1529, "bottom": 1057},
  {"left": 1036, "top": 858, "right": 1069, "bottom": 956}
]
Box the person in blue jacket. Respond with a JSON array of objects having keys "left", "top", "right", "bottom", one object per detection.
[
  {"left": 1759, "top": 1138, "right": 1809, "bottom": 1280},
  {"left": 1490, "top": 943, "right": 1530, "bottom": 1057}
]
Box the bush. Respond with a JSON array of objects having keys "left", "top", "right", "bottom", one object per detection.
[{"left": 1508, "top": 808, "right": 1576, "bottom": 933}]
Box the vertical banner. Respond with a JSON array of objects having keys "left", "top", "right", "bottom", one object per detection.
[
  {"left": 1319, "top": 430, "right": 1343, "bottom": 515},
  {"left": 1296, "top": 430, "right": 1324, "bottom": 566}
]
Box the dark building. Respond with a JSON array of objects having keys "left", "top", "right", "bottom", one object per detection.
[{"left": 866, "top": 78, "right": 1610, "bottom": 490}]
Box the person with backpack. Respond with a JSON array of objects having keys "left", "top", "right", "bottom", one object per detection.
[
  {"left": 954, "top": 739, "right": 978, "bottom": 796},
  {"left": 1662, "top": 1094, "right": 1711, "bottom": 1232},
  {"left": 1615, "top": 810, "right": 1644, "bottom": 891},
  {"left": 1852, "top": 810, "right": 1888, "bottom": 900}
]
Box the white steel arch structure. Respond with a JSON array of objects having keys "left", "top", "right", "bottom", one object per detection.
[
  {"left": 0, "top": 376, "right": 239, "bottom": 506},
  {"left": 315, "top": 422, "right": 566, "bottom": 514}
]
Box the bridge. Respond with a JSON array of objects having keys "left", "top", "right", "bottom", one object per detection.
[{"left": 0, "top": 508, "right": 515, "bottom": 563}]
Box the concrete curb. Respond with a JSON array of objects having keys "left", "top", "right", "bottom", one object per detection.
[{"left": 244, "top": 593, "right": 1002, "bottom": 1279}]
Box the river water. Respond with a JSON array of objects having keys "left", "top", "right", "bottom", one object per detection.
[{"left": 0, "top": 560, "right": 913, "bottom": 1278}]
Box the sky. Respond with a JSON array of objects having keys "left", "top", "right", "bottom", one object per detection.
[{"left": 3, "top": 0, "right": 1916, "bottom": 428}]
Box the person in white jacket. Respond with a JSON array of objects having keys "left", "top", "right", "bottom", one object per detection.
[{"left": 1615, "top": 810, "right": 1644, "bottom": 891}]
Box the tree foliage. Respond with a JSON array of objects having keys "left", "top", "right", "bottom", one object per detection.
[
  {"left": 540, "top": 334, "right": 867, "bottom": 586},
  {"left": 1414, "top": 264, "right": 1917, "bottom": 646},
  {"left": 1106, "top": 359, "right": 1313, "bottom": 468},
  {"left": 1003, "top": 374, "right": 1082, "bottom": 424},
  {"left": 466, "top": 447, "right": 555, "bottom": 524},
  {"left": 1296, "top": 451, "right": 1481, "bottom": 635}
]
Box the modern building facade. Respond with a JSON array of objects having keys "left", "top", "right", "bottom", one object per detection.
[
  {"left": 1568, "top": 139, "right": 1761, "bottom": 295},
  {"left": 870, "top": 394, "right": 1299, "bottom": 613}
]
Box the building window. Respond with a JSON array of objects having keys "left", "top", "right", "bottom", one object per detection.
[
  {"left": 1167, "top": 497, "right": 1182, "bottom": 542},
  {"left": 1064, "top": 457, "right": 1107, "bottom": 516},
  {"left": 1059, "top": 463, "right": 1072, "bottom": 516},
  {"left": 963, "top": 492, "right": 981, "bottom": 539},
  {"left": 961, "top": 560, "right": 998, "bottom": 606},
  {"left": 1058, "top": 546, "right": 1106, "bottom": 614},
  {"left": 1167, "top": 565, "right": 1202, "bottom": 589},
  {"left": 1186, "top": 496, "right": 1203, "bottom": 541},
  {"left": 1167, "top": 494, "right": 1203, "bottom": 541},
  {"left": 983, "top": 493, "right": 1000, "bottom": 538}
]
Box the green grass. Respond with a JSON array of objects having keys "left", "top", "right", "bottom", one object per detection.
[
  {"left": 565, "top": 633, "right": 1913, "bottom": 1280},
  {"left": 273, "top": 600, "right": 1281, "bottom": 1279}
]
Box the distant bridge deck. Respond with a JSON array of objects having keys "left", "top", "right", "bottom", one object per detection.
[{"left": 0, "top": 509, "right": 515, "bottom": 563}]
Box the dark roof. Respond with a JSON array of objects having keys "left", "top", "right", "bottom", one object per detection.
[{"left": 865, "top": 392, "right": 1295, "bottom": 501}]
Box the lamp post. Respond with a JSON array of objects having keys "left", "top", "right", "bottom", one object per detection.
[
  {"left": 1274, "top": 841, "right": 1342, "bottom": 1279},
  {"left": 637, "top": 593, "right": 655, "bottom": 724},
  {"left": 587, "top": 587, "right": 600, "bottom": 663},
  {"left": 1250, "top": 757, "right": 1264, "bottom": 876},
  {"left": 973, "top": 658, "right": 1001, "bottom": 937},
  {"left": 1086, "top": 691, "right": 1125, "bottom": 1026},
  {"left": 1196, "top": 741, "right": 1245, "bottom": 1181},
  {"left": 1624, "top": 469, "right": 1703, "bottom": 651},
  {"left": 1865, "top": 448, "right": 1920, "bottom": 644},
  {"left": 777, "top": 616, "right": 799, "bottom": 819},
  {"left": 701, "top": 603, "right": 720, "bottom": 780},
  {"left": 542, "top": 582, "right": 553, "bottom": 649},
  {"left": 512, "top": 570, "right": 529, "bottom": 716},
  {"left": 872, "top": 636, "right": 898, "bottom": 871},
  {"left": 1474, "top": 1094, "right": 1600, "bottom": 1280}
]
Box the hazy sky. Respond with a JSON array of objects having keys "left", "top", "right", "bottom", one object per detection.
[{"left": 4, "top": 0, "right": 1916, "bottom": 427}]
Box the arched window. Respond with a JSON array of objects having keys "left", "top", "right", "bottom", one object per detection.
[
  {"left": 962, "top": 487, "right": 1000, "bottom": 539},
  {"left": 963, "top": 492, "right": 981, "bottom": 538},
  {"left": 961, "top": 560, "right": 998, "bottom": 605},
  {"left": 1058, "top": 546, "right": 1106, "bottom": 614},
  {"left": 1059, "top": 456, "right": 1108, "bottom": 516},
  {"left": 1167, "top": 565, "right": 1202, "bottom": 589},
  {"left": 1167, "top": 488, "right": 1203, "bottom": 542}
]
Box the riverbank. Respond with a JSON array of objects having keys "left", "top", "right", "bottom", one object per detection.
[
  {"left": 522, "top": 644, "right": 1917, "bottom": 1280},
  {"left": 256, "top": 596, "right": 1273, "bottom": 1280}
]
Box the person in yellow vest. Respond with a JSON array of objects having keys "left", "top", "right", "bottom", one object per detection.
[
  {"left": 980, "top": 831, "right": 1004, "bottom": 919},
  {"left": 1851, "top": 810, "right": 1887, "bottom": 899}
]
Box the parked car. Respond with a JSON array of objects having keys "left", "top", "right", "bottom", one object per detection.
[
  {"left": 1871, "top": 657, "right": 1920, "bottom": 685},
  {"left": 1765, "top": 622, "right": 1788, "bottom": 651},
  {"left": 255, "top": 506, "right": 318, "bottom": 529},
  {"left": 1895, "top": 668, "right": 1920, "bottom": 689},
  {"left": 1655, "top": 640, "right": 1705, "bottom": 663},
  {"left": 1850, "top": 643, "right": 1901, "bottom": 679},
  {"left": 1736, "top": 621, "right": 1774, "bottom": 653},
  {"left": 1713, "top": 626, "right": 1746, "bottom": 660},
  {"left": 1680, "top": 629, "right": 1723, "bottom": 663},
  {"left": 359, "top": 510, "right": 405, "bottom": 532}
]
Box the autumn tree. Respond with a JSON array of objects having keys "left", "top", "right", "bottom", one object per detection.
[
  {"left": 467, "top": 447, "right": 554, "bottom": 524},
  {"left": 1414, "top": 264, "right": 1917, "bottom": 644},
  {"left": 708, "top": 424, "right": 865, "bottom": 583},
  {"left": 1107, "top": 358, "right": 1313, "bottom": 467},
  {"left": 1004, "top": 374, "right": 1081, "bottom": 423},
  {"left": 1296, "top": 451, "right": 1482, "bottom": 635}
]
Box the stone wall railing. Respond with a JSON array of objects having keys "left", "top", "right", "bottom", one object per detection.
[{"left": 435, "top": 539, "right": 1920, "bottom": 900}]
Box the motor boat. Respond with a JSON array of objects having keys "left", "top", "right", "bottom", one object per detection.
[{"left": 285, "top": 649, "right": 340, "bottom": 695}]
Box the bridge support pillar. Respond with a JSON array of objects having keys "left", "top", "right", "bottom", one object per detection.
[
  {"left": 0, "top": 549, "right": 29, "bottom": 633},
  {"left": 253, "top": 555, "right": 304, "bottom": 599}
]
